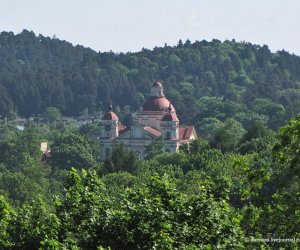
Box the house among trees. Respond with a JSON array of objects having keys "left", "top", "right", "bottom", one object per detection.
[{"left": 98, "top": 80, "right": 197, "bottom": 159}]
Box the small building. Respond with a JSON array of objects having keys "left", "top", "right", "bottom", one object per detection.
[{"left": 98, "top": 80, "right": 197, "bottom": 159}]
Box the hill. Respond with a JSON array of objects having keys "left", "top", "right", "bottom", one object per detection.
[{"left": 1, "top": 30, "right": 300, "bottom": 130}]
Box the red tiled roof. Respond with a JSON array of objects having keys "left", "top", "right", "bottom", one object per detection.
[
  {"left": 179, "top": 126, "right": 195, "bottom": 140},
  {"left": 119, "top": 126, "right": 130, "bottom": 135},
  {"left": 144, "top": 127, "right": 161, "bottom": 137},
  {"left": 102, "top": 111, "right": 118, "bottom": 121},
  {"left": 118, "top": 124, "right": 125, "bottom": 132}
]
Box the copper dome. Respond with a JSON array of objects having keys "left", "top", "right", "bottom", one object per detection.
[{"left": 143, "top": 96, "right": 175, "bottom": 112}]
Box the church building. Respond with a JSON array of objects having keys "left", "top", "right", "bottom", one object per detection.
[{"left": 98, "top": 80, "right": 197, "bottom": 159}]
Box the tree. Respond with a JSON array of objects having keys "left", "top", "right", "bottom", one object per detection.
[
  {"left": 180, "top": 138, "right": 210, "bottom": 155},
  {"left": 7, "top": 198, "right": 59, "bottom": 250},
  {"left": 239, "top": 115, "right": 300, "bottom": 248},
  {"left": 79, "top": 121, "right": 102, "bottom": 138},
  {"left": 212, "top": 118, "right": 246, "bottom": 152},
  {"left": 103, "top": 143, "right": 138, "bottom": 174},
  {"left": 196, "top": 117, "right": 222, "bottom": 143},
  {"left": 51, "top": 133, "right": 100, "bottom": 170},
  {"left": 54, "top": 169, "right": 110, "bottom": 249},
  {"left": 145, "top": 137, "right": 165, "bottom": 159},
  {"left": 106, "top": 174, "right": 244, "bottom": 249},
  {"left": 0, "top": 127, "right": 51, "bottom": 206},
  {"left": 43, "top": 107, "right": 61, "bottom": 125},
  {"left": 0, "top": 196, "right": 13, "bottom": 248}
]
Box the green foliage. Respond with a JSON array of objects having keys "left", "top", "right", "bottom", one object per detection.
[
  {"left": 79, "top": 121, "right": 103, "bottom": 138},
  {"left": 211, "top": 118, "right": 246, "bottom": 152},
  {"left": 179, "top": 138, "right": 210, "bottom": 155},
  {"left": 107, "top": 174, "right": 244, "bottom": 249},
  {"left": 0, "top": 126, "right": 42, "bottom": 167},
  {"left": 43, "top": 106, "right": 61, "bottom": 125},
  {"left": 0, "top": 31, "right": 300, "bottom": 131},
  {"left": 0, "top": 127, "right": 51, "bottom": 206},
  {"left": 2, "top": 32, "right": 300, "bottom": 248},
  {"left": 145, "top": 136, "right": 165, "bottom": 159},
  {"left": 0, "top": 124, "right": 19, "bottom": 142},
  {"left": 7, "top": 197, "right": 59, "bottom": 250},
  {"left": 267, "top": 115, "right": 300, "bottom": 239},
  {"left": 51, "top": 132, "right": 100, "bottom": 170},
  {"left": 0, "top": 196, "right": 13, "bottom": 248},
  {"left": 196, "top": 117, "right": 222, "bottom": 142},
  {"left": 55, "top": 168, "right": 110, "bottom": 249},
  {"left": 103, "top": 143, "right": 138, "bottom": 174}
]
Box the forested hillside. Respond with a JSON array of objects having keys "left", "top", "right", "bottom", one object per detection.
[
  {"left": 2, "top": 30, "right": 300, "bottom": 248},
  {"left": 1, "top": 30, "right": 300, "bottom": 131}
]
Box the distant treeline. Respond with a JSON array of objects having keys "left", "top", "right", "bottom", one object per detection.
[{"left": 1, "top": 30, "right": 300, "bottom": 130}]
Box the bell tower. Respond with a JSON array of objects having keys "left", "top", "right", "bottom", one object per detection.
[{"left": 100, "top": 100, "right": 119, "bottom": 138}]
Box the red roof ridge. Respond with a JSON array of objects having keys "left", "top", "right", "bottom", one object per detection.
[
  {"left": 144, "top": 126, "right": 161, "bottom": 137},
  {"left": 179, "top": 126, "right": 195, "bottom": 140},
  {"left": 119, "top": 126, "right": 130, "bottom": 135},
  {"left": 102, "top": 111, "right": 119, "bottom": 121}
]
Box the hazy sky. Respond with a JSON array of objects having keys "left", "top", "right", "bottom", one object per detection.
[{"left": 1, "top": 0, "right": 300, "bottom": 55}]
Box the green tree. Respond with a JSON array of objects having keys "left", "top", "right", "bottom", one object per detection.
[
  {"left": 79, "top": 121, "right": 102, "bottom": 138},
  {"left": 43, "top": 107, "right": 61, "bottom": 125},
  {"left": 268, "top": 115, "right": 300, "bottom": 238},
  {"left": 7, "top": 198, "right": 59, "bottom": 250},
  {"left": 103, "top": 143, "right": 138, "bottom": 174},
  {"left": 107, "top": 174, "right": 244, "bottom": 249},
  {"left": 145, "top": 137, "right": 165, "bottom": 159},
  {"left": 212, "top": 118, "right": 246, "bottom": 152},
  {"left": 55, "top": 168, "right": 111, "bottom": 249},
  {"left": 0, "top": 196, "right": 13, "bottom": 248},
  {"left": 51, "top": 133, "right": 100, "bottom": 170}
]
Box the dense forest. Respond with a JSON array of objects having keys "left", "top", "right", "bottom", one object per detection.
[
  {"left": 1, "top": 30, "right": 300, "bottom": 248},
  {"left": 1, "top": 30, "right": 300, "bottom": 130},
  {"left": 1, "top": 115, "right": 300, "bottom": 248}
]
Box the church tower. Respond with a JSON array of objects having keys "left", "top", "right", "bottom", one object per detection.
[
  {"left": 100, "top": 100, "right": 119, "bottom": 138},
  {"left": 98, "top": 80, "right": 197, "bottom": 160},
  {"left": 160, "top": 104, "right": 179, "bottom": 141}
]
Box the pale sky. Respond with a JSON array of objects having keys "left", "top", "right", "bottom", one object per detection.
[{"left": 0, "top": 0, "right": 300, "bottom": 55}]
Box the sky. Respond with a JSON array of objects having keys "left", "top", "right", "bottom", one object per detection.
[{"left": 0, "top": 0, "right": 300, "bottom": 55}]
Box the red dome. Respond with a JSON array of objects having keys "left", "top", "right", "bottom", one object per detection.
[
  {"left": 143, "top": 97, "right": 175, "bottom": 112},
  {"left": 102, "top": 111, "right": 118, "bottom": 121}
]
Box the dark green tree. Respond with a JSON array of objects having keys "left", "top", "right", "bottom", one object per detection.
[
  {"left": 145, "top": 137, "right": 165, "bottom": 159},
  {"left": 51, "top": 133, "right": 100, "bottom": 170},
  {"left": 103, "top": 143, "right": 138, "bottom": 174}
]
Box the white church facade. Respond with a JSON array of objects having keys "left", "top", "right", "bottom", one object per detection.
[{"left": 98, "top": 80, "right": 197, "bottom": 159}]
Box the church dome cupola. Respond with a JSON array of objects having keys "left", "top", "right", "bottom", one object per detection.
[
  {"left": 102, "top": 99, "right": 119, "bottom": 121},
  {"left": 150, "top": 80, "right": 164, "bottom": 97},
  {"left": 142, "top": 80, "right": 176, "bottom": 112}
]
